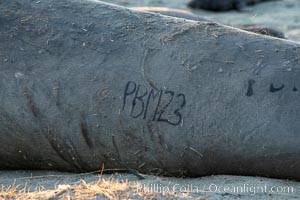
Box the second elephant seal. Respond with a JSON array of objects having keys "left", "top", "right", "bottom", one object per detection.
[
  {"left": 132, "top": 7, "right": 285, "bottom": 39},
  {"left": 187, "top": 0, "right": 276, "bottom": 11}
]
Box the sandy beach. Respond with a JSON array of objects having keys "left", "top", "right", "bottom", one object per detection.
[{"left": 1, "top": 171, "right": 300, "bottom": 199}]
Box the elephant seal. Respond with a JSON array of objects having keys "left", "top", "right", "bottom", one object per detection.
[
  {"left": 131, "top": 7, "right": 210, "bottom": 22},
  {"left": 238, "top": 24, "right": 285, "bottom": 39},
  {"left": 188, "top": 0, "right": 276, "bottom": 11},
  {"left": 132, "top": 7, "right": 285, "bottom": 38},
  {"left": 1, "top": 0, "right": 300, "bottom": 180}
]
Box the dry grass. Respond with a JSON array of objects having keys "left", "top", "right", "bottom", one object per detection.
[
  {"left": 0, "top": 174, "right": 196, "bottom": 200},
  {"left": 1, "top": 172, "right": 299, "bottom": 200}
]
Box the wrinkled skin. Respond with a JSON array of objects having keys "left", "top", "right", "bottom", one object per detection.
[
  {"left": 188, "top": 0, "right": 276, "bottom": 11},
  {"left": 132, "top": 7, "right": 285, "bottom": 38}
]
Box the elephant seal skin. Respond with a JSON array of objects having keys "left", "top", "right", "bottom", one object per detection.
[
  {"left": 188, "top": 0, "right": 276, "bottom": 11},
  {"left": 238, "top": 25, "right": 285, "bottom": 39},
  {"left": 131, "top": 7, "right": 210, "bottom": 22},
  {"left": 132, "top": 7, "right": 285, "bottom": 38},
  {"left": 1, "top": 0, "right": 300, "bottom": 180}
]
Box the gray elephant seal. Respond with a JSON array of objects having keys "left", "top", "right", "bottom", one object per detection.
[
  {"left": 132, "top": 7, "right": 285, "bottom": 38},
  {"left": 238, "top": 24, "right": 285, "bottom": 39},
  {"left": 1, "top": 0, "right": 300, "bottom": 180},
  {"left": 132, "top": 7, "right": 210, "bottom": 21},
  {"left": 188, "top": 0, "right": 277, "bottom": 11}
]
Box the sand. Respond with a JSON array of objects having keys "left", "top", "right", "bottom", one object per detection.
[{"left": 1, "top": 171, "right": 300, "bottom": 199}]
